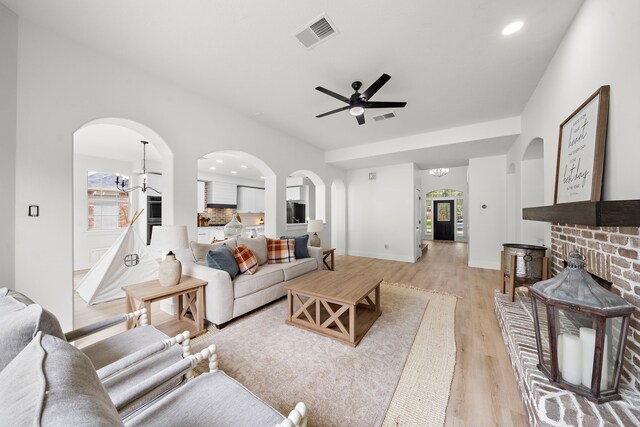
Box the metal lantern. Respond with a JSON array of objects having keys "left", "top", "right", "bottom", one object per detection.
[{"left": 529, "top": 250, "right": 635, "bottom": 403}]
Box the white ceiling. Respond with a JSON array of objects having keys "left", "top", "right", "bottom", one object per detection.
[
  {"left": 198, "top": 152, "right": 264, "bottom": 181},
  {"left": 74, "top": 124, "right": 161, "bottom": 162},
  {"left": 4, "top": 0, "right": 584, "bottom": 165}
]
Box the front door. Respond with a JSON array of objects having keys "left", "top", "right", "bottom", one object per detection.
[{"left": 434, "top": 200, "right": 455, "bottom": 241}]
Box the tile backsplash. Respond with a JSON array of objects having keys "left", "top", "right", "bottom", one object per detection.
[{"left": 198, "top": 208, "right": 264, "bottom": 226}]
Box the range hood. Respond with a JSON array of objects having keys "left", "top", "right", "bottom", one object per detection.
[{"left": 206, "top": 203, "right": 237, "bottom": 209}]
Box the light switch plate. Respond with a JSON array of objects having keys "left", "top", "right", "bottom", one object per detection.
[{"left": 28, "top": 205, "right": 39, "bottom": 217}]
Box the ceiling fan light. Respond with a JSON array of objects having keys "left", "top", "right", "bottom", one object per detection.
[{"left": 349, "top": 106, "right": 364, "bottom": 116}]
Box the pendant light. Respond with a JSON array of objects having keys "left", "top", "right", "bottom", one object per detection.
[{"left": 116, "top": 141, "right": 161, "bottom": 194}]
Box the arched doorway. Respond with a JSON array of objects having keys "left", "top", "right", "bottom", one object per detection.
[
  {"left": 331, "top": 179, "right": 346, "bottom": 254},
  {"left": 521, "top": 138, "right": 545, "bottom": 245},
  {"left": 72, "top": 118, "right": 173, "bottom": 323},
  {"left": 197, "top": 150, "right": 277, "bottom": 238},
  {"left": 284, "top": 169, "right": 327, "bottom": 246}
]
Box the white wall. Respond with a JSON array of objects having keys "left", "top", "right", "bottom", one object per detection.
[
  {"left": 73, "top": 154, "right": 139, "bottom": 270},
  {"left": 347, "top": 163, "right": 415, "bottom": 263},
  {"left": 420, "top": 166, "right": 469, "bottom": 241},
  {"left": 468, "top": 155, "right": 506, "bottom": 269},
  {"left": 508, "top": 0, "right": 640, "bottom": 240},
  {"left": 0, "top": 4, "right": 18, "bottom": 289},
  {"left": 13, "top": 19, "right": 345, "bottom": 330},
  {"left": 520, "top": 158, "right": 545, "bottom": 245}
]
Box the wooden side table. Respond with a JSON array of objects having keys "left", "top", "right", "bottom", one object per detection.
[
  {"left": 122, "top": 275, "right": 207, "bottom": 338},
  {"left": 322, "top": 248, "right": 336, "bottom": 271}
]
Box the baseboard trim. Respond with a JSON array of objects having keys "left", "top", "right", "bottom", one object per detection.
[{"left": 347, "top": 250, "right": 415, "bottom": 263}]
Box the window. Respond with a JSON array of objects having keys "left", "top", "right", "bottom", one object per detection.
[
  {"left": 426, "top": 189, "right": 463, "bottom": 198},
  {"left": 87, "top": 172, "right": 129, "bottom": 230},
  {"left": 425, "top": 203, "right": 433, "bottom": 235},
  {"left": 456, "top": 199, "right": 464, "bottom": 236}
]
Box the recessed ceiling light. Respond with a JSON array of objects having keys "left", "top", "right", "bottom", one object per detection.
[
  {"left": 231, "top": 171, "right": 237, "bottom": 174},
  {"left": 216, "top": 159, "right": 223, "bottom": 163},
  {"left": 502, "top": 21, "right": 523, "bottom": 36},
  {"left": 241, "top": 165, "right": 247, "bottom": 168},
  {"left": 209, "top": 166, "right": 216, "bottom": 170}
]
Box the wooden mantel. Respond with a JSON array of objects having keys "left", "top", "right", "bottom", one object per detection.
[{"left": 522, "top": 200, "right": 640, "bottom": 227}]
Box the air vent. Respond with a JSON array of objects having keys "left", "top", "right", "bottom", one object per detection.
[
  {"left": 294, "top": 14, "right": 338, "bottom": 49},
  {"left": 373, "top": 112, "right": 397, "bottom": 122}
]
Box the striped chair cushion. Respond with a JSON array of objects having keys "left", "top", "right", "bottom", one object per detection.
[
  {"left": 233, "top": 244, "right": 259, "bottom": 275},
  {"left": 267, "top": 238, "right": 296, "bottom": 264}
]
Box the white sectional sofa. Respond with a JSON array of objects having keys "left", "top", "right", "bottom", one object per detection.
[{"left": 177, "top": 236, "right": 322, "bottom": 328}]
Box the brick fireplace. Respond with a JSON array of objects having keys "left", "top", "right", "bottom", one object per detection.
[{"left": 550, "top": 223, "right": 640, "bottom": 391}]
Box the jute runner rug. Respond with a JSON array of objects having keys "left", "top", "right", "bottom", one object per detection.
[{"left": 192, "top": 282, "right": 457, "bottom": 427}]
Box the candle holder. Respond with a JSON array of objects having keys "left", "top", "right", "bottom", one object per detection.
[{"left": 529, "top": 251, "right": 635, "bottom": 403}]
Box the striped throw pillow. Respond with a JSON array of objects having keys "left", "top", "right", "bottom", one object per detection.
[
  {"left": 267, "top": 238, "right": 296, "bottom": 264},
  {"left": 233, "top": 244, "right": 259, "bottom": 275}
]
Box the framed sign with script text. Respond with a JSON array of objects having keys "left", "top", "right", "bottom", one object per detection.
[{"left": 554, "top": 86, "right": 610, "bottom": 204}]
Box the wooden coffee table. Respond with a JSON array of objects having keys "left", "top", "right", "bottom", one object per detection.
[
  {"left": 122, "top": 275, "right": 207, "bottom": 338},
  {"left": 285, "top": 271, "right": 382, "bottom": 347}
]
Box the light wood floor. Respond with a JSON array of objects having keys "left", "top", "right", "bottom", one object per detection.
[{"left": 74, "top": 241, "right": 527, "bottom": 426}]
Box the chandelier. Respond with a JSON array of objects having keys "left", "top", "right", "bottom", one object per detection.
[
  {"left": 429, "top": 168, "right": 449, "bottom": 178},
  {"left": 116, "top": 141, "right": 161, "bottom": 194}
]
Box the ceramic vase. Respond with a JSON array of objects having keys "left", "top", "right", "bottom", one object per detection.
[{"left": 159, "top": 252, "right": 181, "bottom": 286}]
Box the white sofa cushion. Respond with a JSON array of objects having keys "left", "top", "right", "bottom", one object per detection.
[
  {"left": 233, "top": 264, "right": 284, "bottom": 299},
  {"left": 282, "top": 258, "right": 319, "bottom": 281},
  {"left": 123, "top": 370, "right": 283, "bottom": 426}
]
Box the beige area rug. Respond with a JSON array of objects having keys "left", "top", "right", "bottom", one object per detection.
[{"left": 192, "top": 283, "right": 457, "bottom": 427}]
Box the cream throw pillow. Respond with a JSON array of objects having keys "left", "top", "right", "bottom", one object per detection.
[
  {"left": 189, "top": 239, "right": 237, "bottom": 263},
  {"left": 237, "top": 236, "right": 268, "bottom": 265}
]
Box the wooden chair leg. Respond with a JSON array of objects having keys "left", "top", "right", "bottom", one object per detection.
[
  {"left": 508, "top": 254, "right": 516, "bottom": 302},
  {"left": 542, "top": 256, "right": 549, "bottom": 280}
]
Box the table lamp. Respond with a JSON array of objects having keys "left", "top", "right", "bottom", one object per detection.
[
  {"left": 307, "top": 219, "right": 323, "bottom": 247},
  {"left": 151, "top": 225, "right": 189, "bottom": 286}
]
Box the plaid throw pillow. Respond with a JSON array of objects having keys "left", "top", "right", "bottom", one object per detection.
[
  {"left": 233, "top": 244, "right": 259, "bottom": 275},
  {"left": 267, "top": 238, "right": 296, "bottom": 264}
]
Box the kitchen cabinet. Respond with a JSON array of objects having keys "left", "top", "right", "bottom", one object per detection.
[
  {"left": 237, "top": 186, "right": 265, "bottom": 213},
  {"left": 207, "top": 182, "right": 237, "bottom": 206},
  {"left": 197, "top": 227, "right": 226, "bottom": 243},
  {"left": 286, "top": 186, "right": 304, "bottom": 201},
  {"left": 197, "top": 228, "right": 209, "bottom": 243},
  {"left": 197, "top": 181, "right": 206, "bottom": 213}
]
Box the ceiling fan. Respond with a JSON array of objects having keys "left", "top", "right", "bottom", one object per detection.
[{"left": 315, "top": 73, "right": 407, "bottom": 125}]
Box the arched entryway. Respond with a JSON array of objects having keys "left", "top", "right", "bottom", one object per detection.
[
  {"left": 197, "top": 150, "right": 277, "bottom": 238},
  {"left": 72, "top": 118, "right": 173, "bottom": 323}
]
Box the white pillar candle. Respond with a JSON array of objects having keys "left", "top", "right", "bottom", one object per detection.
[
  {"left": 561, "top": 334, "right": 582, "bottom": 385},
  {"left": 557, "top": 334, "right": 564, "bottom": 373},
  {"left": 580, "top": 327, "right": 608, "bottom": 389}
]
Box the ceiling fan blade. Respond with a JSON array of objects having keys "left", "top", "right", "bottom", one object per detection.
[
  {"left": 364, "top": 101, "right": 407, "bottom": 109},
  {"left": 316, "top": 106, "right": 350, "bottom": 118},
  {"left": 315, "top": 86, "right": 349, "bottom": 103},
  {"left": 362, "top": 73, "right": 391, "bottom": 100},
  {"left": 356, "top": 114, "right": 365, "bottom": 125}
]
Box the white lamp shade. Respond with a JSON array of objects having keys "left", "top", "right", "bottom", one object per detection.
[
  {"left": 151, "top": 225, "right": 189, "bottom": 253},
  {"left": 307, "top": 219, "right": 324, "bottom": 233}
]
